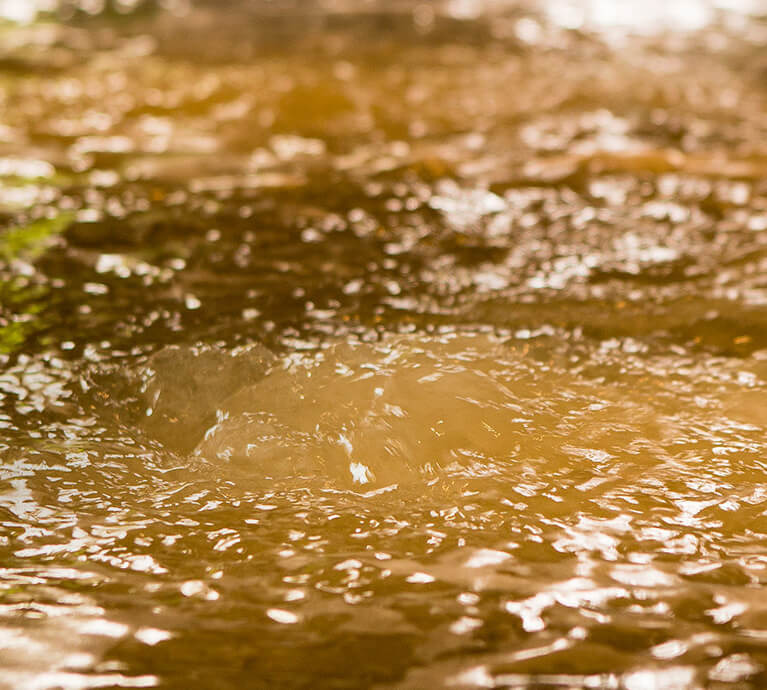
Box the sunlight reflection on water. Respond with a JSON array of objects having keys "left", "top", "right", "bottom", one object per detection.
[{"left": 3, "top": 0, "right": 767, "bottom": 687}]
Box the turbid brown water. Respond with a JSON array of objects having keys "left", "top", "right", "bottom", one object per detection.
[{"left": 3, "top": 1, "right": 767, "bottom": 688}]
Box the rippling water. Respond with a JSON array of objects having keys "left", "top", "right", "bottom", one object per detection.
[{"left": 3, "top": 1, "right": 767, "bottom": 688}]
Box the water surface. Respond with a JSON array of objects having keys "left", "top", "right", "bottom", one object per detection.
[{"left": 2, "top": 1, "right": 767, "bottom": 687}]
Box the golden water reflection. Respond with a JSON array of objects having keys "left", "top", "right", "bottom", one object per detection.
[{"left": 2, "top": 0, "right": 767, "bottom": 688}]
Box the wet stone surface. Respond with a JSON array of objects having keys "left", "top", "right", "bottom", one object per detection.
[{"left": 3, "top": 1, "right": 767, "bottom": 688}]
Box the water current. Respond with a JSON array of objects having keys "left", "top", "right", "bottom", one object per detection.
[{"left": 3, "top": 1, "right": 767, "bottom": 687}]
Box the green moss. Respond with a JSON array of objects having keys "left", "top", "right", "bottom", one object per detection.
[
  {"left": 0, "top": 319, "right": 36, "bottom": 353},
  {"left": 0, "top": 212, "right": 74, "bottom": 263}
]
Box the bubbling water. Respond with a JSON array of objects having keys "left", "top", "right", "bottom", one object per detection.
[
  {"left": 99, "top": 332, "right": 764, "bottom": 498},
  {"left": 195, "top": 333, "right": 538, "bottom": 486}
]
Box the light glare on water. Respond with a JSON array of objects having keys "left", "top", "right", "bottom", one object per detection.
[{"left": 2, "top": 0, "right": 767, "bottom": 688}]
